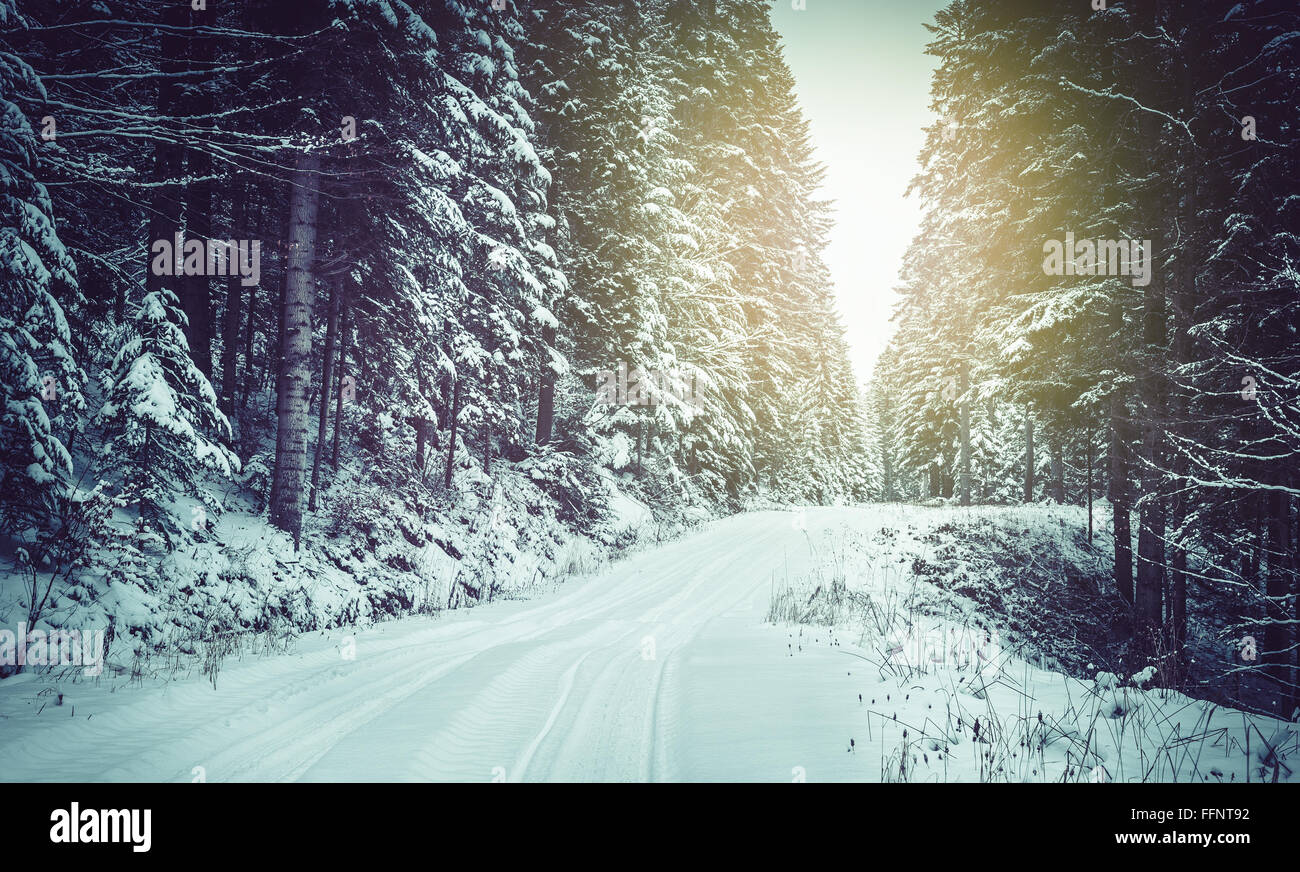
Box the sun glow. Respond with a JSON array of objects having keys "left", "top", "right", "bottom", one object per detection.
[{"left": 773, "top": 0, "right": 948, "bottom": 379}]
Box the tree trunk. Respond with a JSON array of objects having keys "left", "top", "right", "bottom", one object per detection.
[
  {"left": 179, "top": 0, "right": 217, "bottom": 378},
  {"left": 240, "top": 212, "right": 258, "bottom": 413},
  {"left": 1023, "top": 403, "right": 1034, "bottom": 503},
  {"left": 145, "top": 4, "right": 187, "bottom": 299},
  {"left": 219, "top": 190, "right": 247, "bottom": 418},
  {"left": 1166, "top": 19, "right": 1200, "bottom": 679},
  {"left": 1135, "top": 379, "right": 1167, "bottom": 654},
  {"left": 1264, "top": 491, "right": 1292, "bottom": 689},
  {"left": 416, "top": 422, "right": 427, "bottom": 478},
  {"left": 1050, "top": 438, "right": 1065, "bottom": 504},
  {"left": 1086, "top": 430, "right": 1093, "bottom": 545},
  {"left": 268, "top": 154, "right": 322, "bottom": 549},
  {"left": 1132, "top": 0, "right": 1168, "bottom": 657},
  {"left": 308, "top": 274, "right": 340, "bottom": 513},
  {"left": 1110, "top": 391, "right": 1133, "bottom": 603},
  {"left": 958, "top": 360, "right": 971, "bottom": 506},
  {"left": 535, "top": 322, "right": 556, "bottom": 444},
  {"left": 1134, "top": 291, "right": 1167, "bottom": 650},
  {"left": 331, "top": 299, "right": 350, "bottom": 470},
  {"left": 1170, "top": 545, "right": 1187, "bottom": 677},
  {"left": 444, "top": 378, "right": 462, "bottom": 490},
  {"left": 882, "top": 447, "right": 894, "bottom": 502},
  {"left": 636, "top": 417, "right": 644, "bottom": 475},
  {"left": 267, "top": 227, "right": 287, "bottom": 516}
]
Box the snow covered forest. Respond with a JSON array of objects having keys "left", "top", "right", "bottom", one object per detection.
[
  {"left": 0, "top": 0, "right": 1298, "bottom": 788},
  {"left": 865, "top": 0, "right": 1300, "bottom": 721},
  {"left": 2, "top": 0, "right": 867, "bottom": 636}
]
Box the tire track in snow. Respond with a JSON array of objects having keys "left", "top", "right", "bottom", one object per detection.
[{"left": 1, "top": 510, "right": 847, "bottom": 782}]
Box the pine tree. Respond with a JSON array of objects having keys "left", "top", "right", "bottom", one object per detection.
[
  {"left": 0, "top": 2, "right": 85, "bottom": 534},
  {"left": 96, "top": 290, "right": 237, "bottom": 536}
]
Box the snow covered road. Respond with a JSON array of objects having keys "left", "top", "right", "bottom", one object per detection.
[
  {"left": 0, "top": 509, "right": 880, "bottom": 782},
  {"left": 2, "top": 506, "right": 1293, "bottom": 783}
]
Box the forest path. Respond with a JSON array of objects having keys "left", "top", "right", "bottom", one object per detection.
[{"left": 0, "top": 508, "right": 888, "bottom": 782}]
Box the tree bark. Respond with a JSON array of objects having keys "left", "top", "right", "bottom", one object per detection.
[
  {"left": 1166, "top": 8, "right": 1201, "bottom": 678},
  {"left": 1110, "top": 391, "right": 1134, "bottom": 603},
  {"left": 1265, "top": 491, "right": 1292, "bottom": 688},
  {"left": 331, "top": 298, "right": 350, "bottom": 470},
  {"left": 535, "top": 323, "right": 556, "bottom": 445},
  {"left": 1131, "top": 0, "right": 1168, "bottom": 655},
  {"left": 145, "top": 3, "right": 187, "bottom": 299},
  {"left": 239, "top": 203, "right": 261, "bottom": 411},
  {"left": 1134, "top": 366, "right": 1167, "bottom": 655},
  {"left": 268, "top": 154, "right": 322, "bottom": 549},
  {"left": 1133, "top": 294, "right": 1167, "bottom": 648},
  {"left": 416, "top": 422, "right": 427, "bottom": 477},
  {"left": 308, "top": 274, "right": 340, "bottom": 512},
  {"left": 1086, "top": 430, "right": 1094, "bottom": 545},
  {"left": 1023, "top": 403, "right": 1034, "bottom": 503},
  {"left": 636, "top": 417, "right": 644, "bottom": 476},
  {"left": 444, "top": 377, "right": 462, "bottom": 490},
  {"left": 1050, "top": 437, "right": 1065, "bottom": 504},
  {"left": 958, "top": 360, "right": 971, "bottom": 506},
  {"left": 179, "top": 0, "right": 217, "bottom": 378},
  {"left": 219, "top": 190, "right": 247, "bottom": 418}
]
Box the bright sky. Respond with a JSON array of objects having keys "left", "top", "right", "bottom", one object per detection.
[{"left": 771, "top": 0, "right": 948, "bottom": 381}]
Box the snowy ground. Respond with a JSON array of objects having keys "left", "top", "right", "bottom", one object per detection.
[{"left": 0, "top": 507, "right": 1294, "bottom": 782}]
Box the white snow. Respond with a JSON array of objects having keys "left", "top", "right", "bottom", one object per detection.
[{"left": 0, "top": 507, "right": 1293, "bottom": 782}]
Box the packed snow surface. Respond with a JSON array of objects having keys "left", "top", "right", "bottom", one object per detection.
[{"left": 0, "top": 507, "right": 1293, "bottom": 782}]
